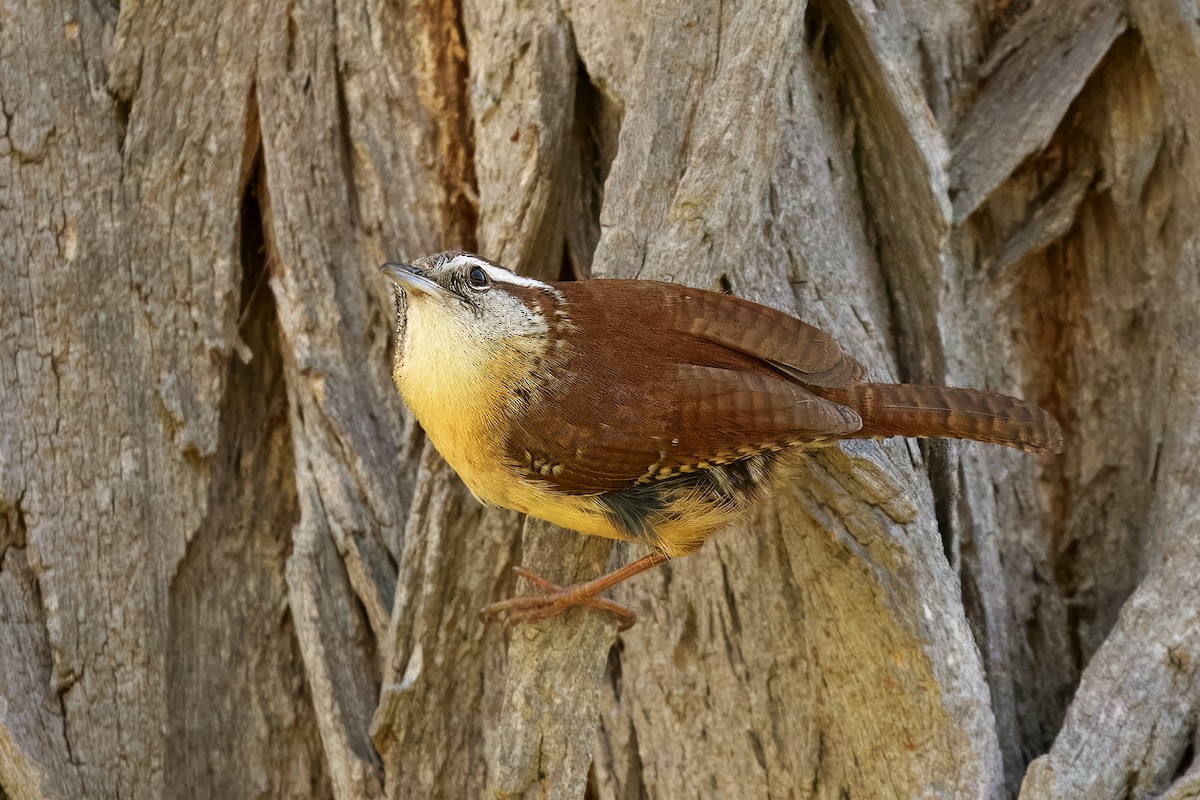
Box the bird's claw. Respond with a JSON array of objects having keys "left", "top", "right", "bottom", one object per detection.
[{"left": 481, "top": 567, "right": 639, "bottom": 631}]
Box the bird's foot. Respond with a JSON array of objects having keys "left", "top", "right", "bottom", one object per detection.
[{"left": 480, "top": 567, "right": 639, "bottom": 631}]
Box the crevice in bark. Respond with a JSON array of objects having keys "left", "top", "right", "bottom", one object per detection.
[
  {"left": 718, "top": 560, "right": 742, "bottom": 635},
  {"left": 415, "top": 0, "right": 478, "bottom": 247},
  {"left": 606, "top": 638, "right": 624, "bottom": 702},
  {"left": 747, "top": 729, "right": 767, "bottom": 772},
  {"left": 926, "top": 442, "right": 959, "bottom": 565},
  {"left": 803, "top": 1, "right": 835, "bottom": 65},
  {"left": 559, "top": 240, "right": 578, "bottom": 282},
  {"left": 446, "top": 0, "right": 479, "bottom": 247},
  {"left": 958, "top": 490, "right": 988, "bottom": 648},
  {"left": 56, "top": 672, "right": 76, "bottom": 768},
  {"left": 810, "top": 730, "right": 825, "bottom": 794},
  {"left": 624, "top": 716, "right": 649, "bottom": 800},
  {"left": 164, "top": 136, "right": 329, "bottom": 797},
  {"left": 237, "top": 84, "right": 263, "bottom": 249},
  {"left": 285, "top": 0, "right": 298, "bottom": 73},
  {"left": 329, "top": 3, "right": 362, "bottom": 231},
  {"left": 564, "top": 53, "right": 619, "bottom": 279},
  {"left": 104, "top": 36, "right": 139, "bottom": 157},
  {"left": 0, "top": 494, "right": 25, "bottom": 565},
  {"left": 1029, "top": 30, "right": 1162, "bottom": 674},
  {"left": 111, "top": 94, "right": 132, "bottom": 155},
  {"left": 673, "top": 604, "right": 699, "bottom": 668},
  {"left": 583, "top": 761, "right": 599, "bottom": 800},
  {"left": 1173, "top": 736, "right": 1196, "bottom": 781}
]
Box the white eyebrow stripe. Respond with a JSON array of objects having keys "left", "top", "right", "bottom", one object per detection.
[
  {"left": 446, "top": 254, "right": 554, "bottom": 290},
  {"left": 481, "top": 265, "right": 552, "bottom": 290}
]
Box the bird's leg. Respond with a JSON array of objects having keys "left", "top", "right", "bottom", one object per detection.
[{"left": 481, "top": 551, "right": 670, "bottom": 631}]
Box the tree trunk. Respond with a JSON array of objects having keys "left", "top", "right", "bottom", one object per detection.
[{"left": 3, "top": 0, "right": 1198, "bottom": 798}]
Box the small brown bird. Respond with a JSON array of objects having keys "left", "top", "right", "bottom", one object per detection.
[{"left": 383, "top": 252, "right": 1061, "bottom": 629}]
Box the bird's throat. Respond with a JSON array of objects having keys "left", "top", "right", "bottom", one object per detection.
[{"left": 394, "top": 300, "right": 547, "bottom": 506}]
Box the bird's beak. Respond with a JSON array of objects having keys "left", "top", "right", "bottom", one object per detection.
[{"left": 381, "top": 262, "right": 452, "bottom": 300}]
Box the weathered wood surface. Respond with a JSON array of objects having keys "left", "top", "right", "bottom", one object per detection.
[{"left": 3, "top": 0, "right": 1198, "bottom": 798}]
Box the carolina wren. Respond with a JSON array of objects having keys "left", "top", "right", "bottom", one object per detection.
[{"left": 382, "top": 251, "right": 1062, "bottom": 629}]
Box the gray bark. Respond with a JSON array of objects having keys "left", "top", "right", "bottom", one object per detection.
[{"left": 3, "top": 0, "right": 1199, "bottom": 798}]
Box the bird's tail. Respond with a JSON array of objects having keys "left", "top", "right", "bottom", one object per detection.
[{"left": 814, "top": 383, "right": 1063, "bottom": 454}]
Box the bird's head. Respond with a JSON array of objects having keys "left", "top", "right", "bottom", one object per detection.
[{"left": 381, "top": 251, "right": 561, "bottom": 376}]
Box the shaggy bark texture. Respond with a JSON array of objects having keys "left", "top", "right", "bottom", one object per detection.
[{"left": 2, "top": 0, "right": 1198, "bottom": 797}]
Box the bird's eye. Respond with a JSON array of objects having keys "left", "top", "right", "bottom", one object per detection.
[{"left": 468, "top": 266, "right": 490, "bottom": 289}]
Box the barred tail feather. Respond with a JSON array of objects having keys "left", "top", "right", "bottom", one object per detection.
[{"left": 817, "top": 383, "right": 1064, "bottom": 454}]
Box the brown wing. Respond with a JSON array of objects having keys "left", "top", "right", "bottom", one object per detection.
[
  {"left": 502, "top": 279, "right": 864, "bottom": 495},
  {"left": 648, "top": 281, "right": 867, "bottom": 387}
]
